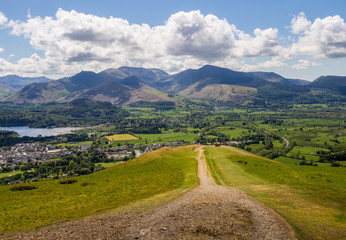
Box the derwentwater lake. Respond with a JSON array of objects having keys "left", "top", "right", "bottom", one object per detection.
[{"left": 0, "top": 126, "right": 82, "bottom": 137}]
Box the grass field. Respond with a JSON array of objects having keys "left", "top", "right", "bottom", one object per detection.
[
  {"left": 109, "top": 132, "right": 197, "bottom": 146},
  {"left": 204, "top": 146, "right": 346, "bottom": 240},
  {"left": 98, "top": 162, "right": 122, "bottom": 168},
  {"left": 56, "top": 141, "right": 93, "bottom": 147},
  {"left": 0, "top": 171, "right": 23, "bottom": 178},
  {"left": 286, "top": 146, "right": 329, "bottom": 161},
  {"left": 247, "top": 143, "right": 264, "bottom": 151},
  {"left": 106, "top": 134, "right": 139, "bottom": 141},
  {"left": 0, "top": 146, "right": 198, "bottom": 233},
  {"left": 217, "top": 127, "right": 249, "bottom": 138}
]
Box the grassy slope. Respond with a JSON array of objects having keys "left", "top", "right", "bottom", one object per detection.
[
  {"left": 179, "top": 84, "right": 257, "bottom": 101},
  {"left": 204, "top": 146, "right": 346, "bottom": 240},
  {"left": 0, "top": 146, "right": 198, "bottom": 233}
]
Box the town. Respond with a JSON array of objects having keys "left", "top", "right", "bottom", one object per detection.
[{"left": 0, "top": 139, "right": 188, "bottom": 185}]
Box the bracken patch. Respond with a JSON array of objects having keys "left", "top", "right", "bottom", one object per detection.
[
  {"left": 59, "top": 179, "right": 78, "bottom": 184},
  {"left": 10, "top": 185, "right": 37, "bottom": 191}
]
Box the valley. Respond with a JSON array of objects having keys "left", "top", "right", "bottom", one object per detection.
[
  {"left": 0, "top": 65, "right": 345, "bottom": 239},
  {"left": 1, "top": 2, "right": 345, "bottom": 239}
]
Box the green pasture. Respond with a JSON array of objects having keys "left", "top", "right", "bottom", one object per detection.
[
  {"left": 56, "top": 141, "right": 93, "bottom": 147},
  {"left": 205, "top": 146, "right": 346, "bottom": 240},
  {"left": 0, "top": 146, "right": 198, "bottom": 233},
  {"left": 109, "top": 132, "right": 197, "bottom": 146},
  {"left": 247, "top": 143, "right": 264, "bottom": 151},
  {"left": 106, "top": 134, "right": 139, "bottom": 141},
  {"left": 272, "top": 140, "right": 283, "bottom": 148},
  {"left": 224, "top": 121, "right": 244, "bottom": 127},
  {"left": 217, "top": 127, "right": 248, "bottom": 138},
  {"left": 0, "top": 171, "right": 23, "bottom": 178},
  {"left": 287, "top": 146, "right": 329, "bottom": 160},
  {"left": 98, "top": 162, "right": 122, "bottom": 168},
  {"left": 274, "top": 156, "right": 302, "bottom": 165},
  {"left": 293, "top": 104, "right": 328, "bottom": 109}
]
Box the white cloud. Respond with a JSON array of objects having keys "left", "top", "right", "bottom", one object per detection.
[
  {"left": 0, "top": 12, "right": 8, "bottom": 26},
  {"left": 240, "top": 57, "right": 287, "bottom": 72},
  {"left": 1, "top": 9, "right": 345, "bottom": 78},
  {"left": 290, "top": 12, "right": 311, "bottom": 34},
  {"left": 234, "top": 28, "right": 281, "bottom": 58},
  {"left": 291, "top": 14, "right": 346, "bottom": 58},
  {"left": 0, "top": 48, "right": 4, "bottom": 52},
  {"left": 2, "top": 9, "right": 289, "bottom": 77},
  {"left": 291, "top": 59, "right": 321, "bottom": 70},
  {"left": 162, "top": 10, "right": 237, "bottom": 60},
  {"left": 27, "top": 9, "right": 32, "bottom": 19}
]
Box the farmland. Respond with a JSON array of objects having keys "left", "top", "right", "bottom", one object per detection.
[
  {"left": 204, "top": 146, "right": 346, "bottom": 240},
  {"left": 105, "top": 134, "right": 139, "bottom": 141},
  {"left": 107, "top": 132, "right": 197, "bottom": 146},
  {"left": 0, "top": 100, "right": 345, "bottom": 238}
]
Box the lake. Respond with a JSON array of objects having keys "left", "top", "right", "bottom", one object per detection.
[{"left": 0, "top": 126, "right": 82, "bottom": 137}]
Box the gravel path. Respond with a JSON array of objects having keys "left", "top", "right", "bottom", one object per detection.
[
  {"left": 5, "top": 146, "right": 295, "bottom": 240},
  {"left": 282, "top": 137, "right": 290, "bottom": 148}
]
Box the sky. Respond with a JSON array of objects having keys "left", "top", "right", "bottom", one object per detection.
[{"left": 0, "top": 0, "right": 345, "bottom": 81}]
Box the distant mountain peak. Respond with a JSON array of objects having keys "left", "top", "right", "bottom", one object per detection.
[{"left": 2, "top": 65, "right": 345, "bottom": 104}]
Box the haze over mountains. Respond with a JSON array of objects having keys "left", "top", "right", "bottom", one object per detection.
[
  {"left": 1, "top": 65, "right": 345, "bottom": 105},
  {"left": 0, "top": 75, "right": 51, "bottom": 92}
]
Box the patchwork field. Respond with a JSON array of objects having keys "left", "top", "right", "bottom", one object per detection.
[
  {"left": 106, "top": 134, "right": 139, "bottom": 141},
  {"left": 109, "top": 132, "right": 197, "bottom": 146},
  {"left": 0, "top": 146, "right": 198, "bottom": 233},
  {"left": 56, "top": 141, "right": 93, "bottom": 147},
  {"left": 204, "top": 146, "right": 346, "bottom": 240},
  {"left": 0, "top": 171, "right": 24, "bottom": 178}
]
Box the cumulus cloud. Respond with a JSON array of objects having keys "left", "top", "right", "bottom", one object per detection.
[
  {"left": 291, "top": 59, "right": 321, "bottom": 70},
  {"left": 290, "top": 12, "right": 311, "bottom": 34},
  {"left": 1, "top": 9, "right": 288, "bottom": 77},
  {"left": 1, "top": 9, "right": 345, "bottom": 78},
  {"left": 240, "top": 57, "right": 287, "bottom": 72},
  {"left": 291, "top": 14, "right": 346, "bottom": 58},
  {"left": 0, "top": 48, "right": 4, "bottom": 52},
  {"left": 0, "top": 12, "right": 8, "bottom": 26},
  {"left": 162, "top": 11, "right": 237, "bottom": 60},
  {"left": 234, "top": 28, "right": 281, "bottom": 58}
]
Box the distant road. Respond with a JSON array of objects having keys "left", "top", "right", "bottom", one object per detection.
[
  {"left": 263, "top": 129, "right": 290, "bottom": 148},
  {"left": 282, "top": 137, "right": 290, "bottom": 148}
]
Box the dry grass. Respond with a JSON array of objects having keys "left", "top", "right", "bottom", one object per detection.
[{"left": 105, "top": 134, "right": 139, "bottom": 141}]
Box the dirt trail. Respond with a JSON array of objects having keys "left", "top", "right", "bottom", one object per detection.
[
  {"left": 282, "top": 137, "right": 290, "bottom": 148},
  {"left": 5, "top": 146, "right": 295, "bottom": 240}
]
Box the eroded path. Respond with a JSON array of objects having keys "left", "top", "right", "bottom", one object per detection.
[{"left": 6, "top": 146, "right": 295, "bottom": 240}]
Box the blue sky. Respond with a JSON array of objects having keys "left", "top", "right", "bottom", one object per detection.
[{"left": 0, "top": 0, "right": 345, "bottom": 80}]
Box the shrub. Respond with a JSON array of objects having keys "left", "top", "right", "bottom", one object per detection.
[
  {"left": 10, "top": 185, "right": 37, "bottom": 191},
  {"left": 331, "top": 162, "right": 340, "bottom": 167},
  {"left": 59, "top": 179, "right": 78, "bottom": 184}
]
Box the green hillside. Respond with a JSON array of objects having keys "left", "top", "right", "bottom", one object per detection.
[
  {"left": 179, "top": 83, "right": 257, "bottom": 101},
  {"left": 205, "top": 146, "right": 346, "bottom": 240},
  {"left": 0, "top": 146, "right": 198, "bottom": 233}
]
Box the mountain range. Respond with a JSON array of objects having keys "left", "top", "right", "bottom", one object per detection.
[
  {"left": 1, "top": 65, "right": 345, "bottom": 105},
  {"left": 0, "top": 75, "right": 52, "bottom": 98}
]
